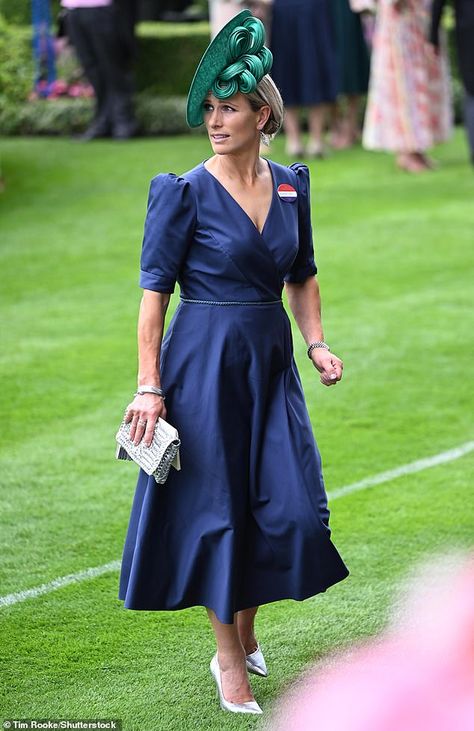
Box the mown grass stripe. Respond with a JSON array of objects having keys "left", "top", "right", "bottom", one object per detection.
[{"left": 1, "top": 440, "right": 472, "bottom": 611}]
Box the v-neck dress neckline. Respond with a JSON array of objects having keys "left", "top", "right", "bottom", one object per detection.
[{"left": 201, "top": 158, "right": 276, "bottom": 237}]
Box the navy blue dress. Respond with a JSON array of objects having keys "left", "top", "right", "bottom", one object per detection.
[
  {"left": 271, "top": 0, "right": 338, "bottom": 106},
  {"left": 118, "top": 159, "right": 349, "bottom": 624}
]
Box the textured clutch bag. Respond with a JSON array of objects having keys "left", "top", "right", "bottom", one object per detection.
[{"left": 115, "top": 416, "right": 181, "bottom": 484}]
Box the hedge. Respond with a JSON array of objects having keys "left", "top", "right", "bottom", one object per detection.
[
  {"left": 0, "top": 16, "right": 33, "bottom": 106},
  {"left": 0, "top": 94, "right": 207, "bottom": 136},
  {"left": 0, "top": 0, "right": 53, "bottom": 25},
  {"left": 0, "top": 19, "right": 211, "bottom": 98},
  {"left": 134, "top": 21, "right": 209, "bottom": 94}
]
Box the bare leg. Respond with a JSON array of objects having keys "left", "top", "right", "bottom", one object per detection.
[
  {"left": 308, "top": 103, "right": 329, "bottom": 155},
  {"left": 332, "top": 95, "right": 362, "bottom": 149},
  {"left": 339, "top": 94, "right": 360, "bottom": 149},
  {"left": 206, "top": 608, "right": 255, "bottom": 704},
  {"left": 283, "top": 107, "right": 304, "bottom": 155},
  {"left": 329, "top": 100, "right": 344, "bottom": 148},
  {"left": 396, "top": 151, "right": 431, "bottom": 172},
  {"left": 346, "top": 94, "right": 362, "bottom": 144},
  {"left": 414, "top": 151, "right": 437, "bottom": 169},
  {"left": 236, "top": 606, "right": 259, "bottom": 655}
]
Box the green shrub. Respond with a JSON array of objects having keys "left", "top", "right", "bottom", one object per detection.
[
  {"left": 0, "top": 15, "right": 34, "bottom": 107},
  {"left": 0, "top": 0, "right": 61, "bottom": 25},
  {"left": 136, "top": 93, "right": 199, "bottom": 134},
  {"left": 0, "top": 97, "right": 93, "bottom": 135},
  {"left": 0, "top": 19, "right": 211, "bottom": 98},
  {"left": 0, "top": 94, "right": 207, "bottom": 136},
  {"left": 135, "top": 21, "right": 209, "bottom": 95},
  {"left": 0, "top": 0, "right": 28, "bottom": 25}
]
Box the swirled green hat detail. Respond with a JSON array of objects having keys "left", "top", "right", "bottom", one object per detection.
[{"left": 186, "top": 10, "right": 273, "bottom": 128}]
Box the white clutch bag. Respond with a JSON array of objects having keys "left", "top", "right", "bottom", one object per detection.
[{"left": 115, "top": 416, "right": 181, "bottom": 484}]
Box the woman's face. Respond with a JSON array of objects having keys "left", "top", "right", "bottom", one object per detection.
[{"left": 203, "top": 92, "right": 270, "bottom": 155}]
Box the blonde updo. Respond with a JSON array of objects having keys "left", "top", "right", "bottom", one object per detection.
[{"left": 246, "top": 75, "right": 284, "bottom": 143}]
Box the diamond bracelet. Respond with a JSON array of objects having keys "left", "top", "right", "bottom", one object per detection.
[
  {"left": 307, "top": 341, "right": 330, "bottom": 359},
  {"left": 135, "top": 385, "right": 166, "bottom": 399}
]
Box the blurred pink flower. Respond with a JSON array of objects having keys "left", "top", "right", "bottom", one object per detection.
[
  {"left": 68, "top": 83, "right": 93, "bottom": 98},
  {"left": 29, "top": 79, "right": 95, "bottom": 101},
  {"left": 50, "top": 79, "right": 69, "bottom": 97}
]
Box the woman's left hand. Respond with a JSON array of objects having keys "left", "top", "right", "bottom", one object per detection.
[{"left": 310, "top": 350, "right": 344, "bottom": 386}]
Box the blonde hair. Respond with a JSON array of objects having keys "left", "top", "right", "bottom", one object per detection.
[{"left": 246, "top": 75, "right": 284, "bottom": 144}]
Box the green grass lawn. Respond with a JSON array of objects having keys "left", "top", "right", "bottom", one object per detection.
[{"left": 1, "top": 131, "right": 473, "bottom": 730}]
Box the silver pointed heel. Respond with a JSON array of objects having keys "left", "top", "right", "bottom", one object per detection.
[
  {"left": 246, "top": 643, "right": 268, "bottom": 677},
  {"left": 210, "top": 653, "right": 263, "bottom": 714}
]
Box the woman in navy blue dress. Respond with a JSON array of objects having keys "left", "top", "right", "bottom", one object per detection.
[{"left": 118, "top": 11, "right": 348, "bottom": 715}]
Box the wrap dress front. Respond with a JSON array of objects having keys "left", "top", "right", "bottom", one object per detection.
[{"left": 118, "top": 159, "right": 349, "bottom": 624}]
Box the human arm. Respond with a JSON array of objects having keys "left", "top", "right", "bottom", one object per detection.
[
  {"left": 123, "top": 173, "right": 196, "bottom": 445},
  {"left": 284, "top": 164, "right": 343, "bottom": 386},
  {"left": 285, "top": 276, "right": 343, "bottom": 387},
  {"left": 125, "top": 290, "right": 169, "bottom": 446}
]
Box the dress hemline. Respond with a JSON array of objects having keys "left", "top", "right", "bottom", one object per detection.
[{"left": 117, "top": 568, "right": 350, "bottom": 625}]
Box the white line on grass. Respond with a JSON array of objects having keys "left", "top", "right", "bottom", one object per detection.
[
  {"left": 327, "top": 440, "right": 474, "bottom": 500},
  {"left": 0, "top": 560, "right": 121, "bottom": 608},
  {"left": 1, "top": 441, "right": 473, "bottom": 610}
]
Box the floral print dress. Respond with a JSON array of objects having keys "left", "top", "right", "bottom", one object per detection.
[{"left": 363, "top": 0, "right": 452, "bottom": 152}]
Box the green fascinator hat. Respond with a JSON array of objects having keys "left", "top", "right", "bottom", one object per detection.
[{"left": 186, "top": 10, "right": 273, "bottom": 128}]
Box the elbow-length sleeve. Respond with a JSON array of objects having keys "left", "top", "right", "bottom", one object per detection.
[
  {"left": 284, "top": 163, "right": 318, "bottom": 283},
  {"left": 139, "top": 173, "right": 197, "bottom": 293}
]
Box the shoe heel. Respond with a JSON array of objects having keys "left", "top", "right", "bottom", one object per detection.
[{"left": 210, "top": 653, "right": 263, "bottom": 714}]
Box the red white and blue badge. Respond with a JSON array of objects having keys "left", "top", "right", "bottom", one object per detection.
[{"left": 277, "top": 184, "right": 297, "bottom": 203}]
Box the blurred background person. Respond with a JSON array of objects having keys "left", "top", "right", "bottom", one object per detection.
[
  {"left": 330, "top": 0, "right": 370, "bottom": 149},
  {"left": 267, "top": 553, "right": 474, "bottom": 731},
  {"left": 363, "top": 0, "right": 452, "bottom": 172},
  {"left": 270, "top": 0, "right": 338, "bottom": 157},
  {"left": 430, "top": 0, "right": 474, "bottom": 165},
  {"left": 350, "top": 0, "right": 377, "bottom": 48},
  {"left": 245, "top": 0, "right": 273, "bottom": 29},
  {"left": 62, "top": 0, "right": 138, "bottom": 140},
  {"left": 209, "top": 0, "right": 242, "bottom": 36},
  {"left": 210, "top": 0, "right": 272, "bottom": 38}
]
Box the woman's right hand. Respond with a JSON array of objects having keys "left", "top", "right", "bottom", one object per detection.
[{"left": 124, "top": 393, "right": 167, "bottom": 447}]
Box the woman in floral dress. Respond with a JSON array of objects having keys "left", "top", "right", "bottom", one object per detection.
[{"left": 363, "top": 0, "right": 452, "bottom": 172}]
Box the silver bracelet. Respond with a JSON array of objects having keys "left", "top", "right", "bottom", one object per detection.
[
  {"left": 135, "top": 385, "right": 166, "bottom": 399},
  {"left": 307, "top": 341, "right": 330, "bottom": 359}
]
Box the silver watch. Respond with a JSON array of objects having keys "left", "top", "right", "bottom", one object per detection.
[{"left": 307, "top": 341, "right": 330, "bottom": 359}]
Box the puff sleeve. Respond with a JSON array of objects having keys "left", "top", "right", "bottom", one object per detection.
[
  {"left": 283, "top": 163, "right": 318, "bottom": 283},
  {"left": 139, "top": 173, "right": 197, "bottom": 294}
]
